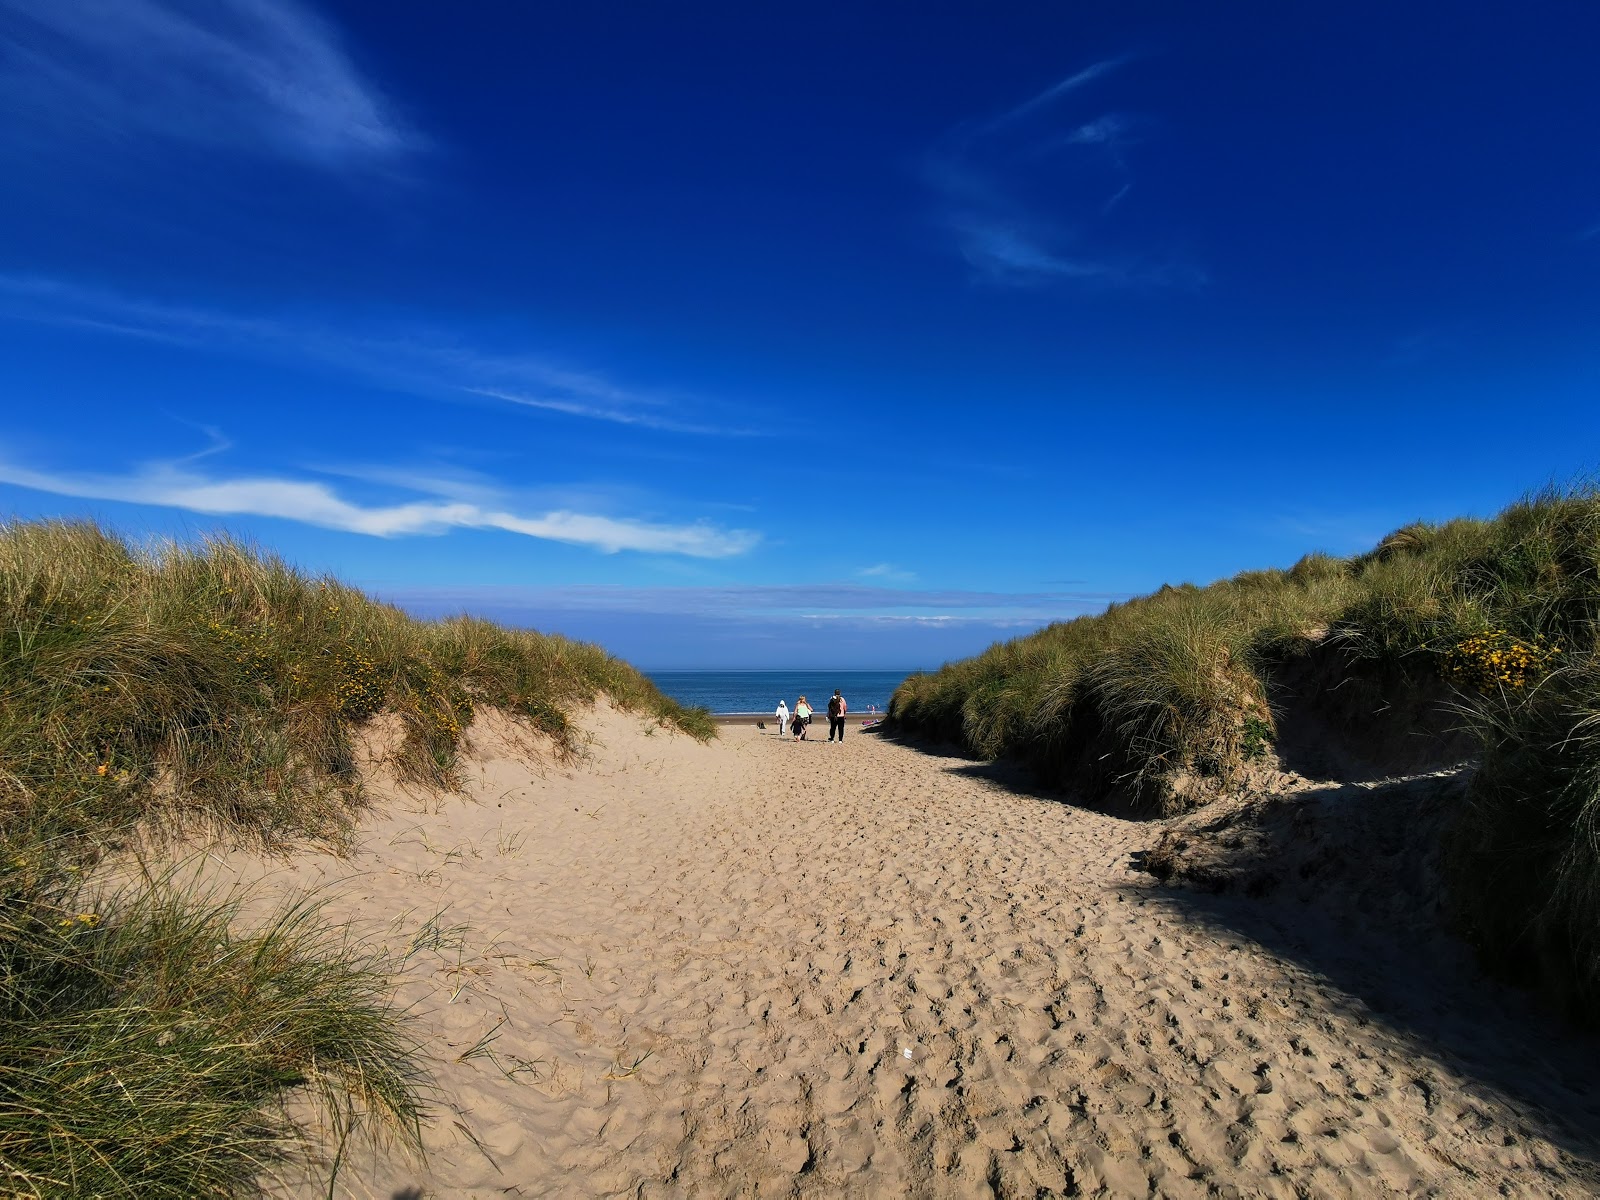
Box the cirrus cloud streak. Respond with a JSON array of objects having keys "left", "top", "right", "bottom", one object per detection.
[
  {"left": 0, "top": 456, "right": 758, "bottom": 558},
  {"left": 0, "top": 274, "right": 756, "bottom": 437},
  {"left": 0, "top": 0, "right": 415, "bottom": 165},
  {"left": 375, "top": 582, "right": 1127, "bottom": 619}
]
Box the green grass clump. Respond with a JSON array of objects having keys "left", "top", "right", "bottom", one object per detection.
[
  {"left": 890, "top": 484, "right": 1600, "bottom": 1021},
  {"left": 0, "top": 517, "right": 715, "bottom": 1193},
  {"left": 0, "top": 857, "right": 424, "bottom": 1198},
  {"left": 890, "top": 486, "right": 1600, "bottom": 810},
  {"left": 0, "top": 519, "right": 715, "bottom": 853},
  {"left": 894, "top": 563, "right": 1350, "bottom": 810}
]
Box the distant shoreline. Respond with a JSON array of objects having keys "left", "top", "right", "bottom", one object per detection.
[
  {"left": 647, "top": 670, "right": 910, "bottom": 721},
  {"left": 710, "top": 711, "right": 884, "bottom": 726}
]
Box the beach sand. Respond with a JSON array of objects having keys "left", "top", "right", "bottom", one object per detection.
[{"left": 185, "top": 705, "right": 1600, "bottom": 1197}]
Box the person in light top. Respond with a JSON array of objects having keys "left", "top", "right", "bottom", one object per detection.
[
  {"left": 793, "top": 696, "right": 812, "bottom": 740},
  {"left": 775, "top": 699, "right": 789, "bottom": 737}
]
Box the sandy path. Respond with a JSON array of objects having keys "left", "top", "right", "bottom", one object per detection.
[{"left": 219, "top": 707, "right": 1600, "bottom": 1197}]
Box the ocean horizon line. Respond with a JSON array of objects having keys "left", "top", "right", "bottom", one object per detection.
[
  {"left": 644, "top": 669, "right": 914, "bottom": 716},
  {"left": 639, "top": 667, "right": 930, "bottom": 674}
]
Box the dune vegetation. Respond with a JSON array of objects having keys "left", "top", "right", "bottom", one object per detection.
[
  {"left": 0, "top": 519, "right": 714, "bottom": 1197},
  {"left": 889, "top": 487, "right": 1600, "bottom": 1021}
]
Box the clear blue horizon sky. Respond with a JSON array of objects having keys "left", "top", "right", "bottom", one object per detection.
[{"left": 2, "top": 2, "right": 1597, "bottom": 669}]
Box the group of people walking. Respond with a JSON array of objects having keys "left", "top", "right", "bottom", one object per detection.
[{"left": 774, "top": 690, "right": 849, "bottom": 742}]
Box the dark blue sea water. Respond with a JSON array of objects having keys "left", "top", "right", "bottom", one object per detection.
[{"left": 645, "top": 670, "right": 914, "bottom": 715}]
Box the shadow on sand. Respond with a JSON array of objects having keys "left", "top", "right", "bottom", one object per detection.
[
  {"left": 1128, "top": 770, "right": 1600, "bottom": 1175},
  {"left": 1119, "top": 862, "right": 1600, "bottom": 1176},
  {"left": 877, "top": 729, "right": 1162, "bottom": 821},
  {"left": 890, "top": 728, "right": 1600, "bottom": 1171}
]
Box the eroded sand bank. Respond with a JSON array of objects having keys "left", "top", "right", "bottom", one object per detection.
[{"left": 205, "top": 705, "right": 1600, "bottom": 1197}]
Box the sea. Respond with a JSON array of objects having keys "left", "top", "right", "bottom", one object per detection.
[{"left": 645, "top": 670, "right": 916, "bottom": 716}]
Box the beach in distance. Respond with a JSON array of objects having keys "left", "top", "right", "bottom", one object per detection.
[{"left": 646, "top": 669, "right": 912, "bottom": 716}]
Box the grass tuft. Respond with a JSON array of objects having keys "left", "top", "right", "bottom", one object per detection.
[
  {"left": 0, "top": 855, "right": 424, "bottom": 1197},
  {"left": 0, "top": 517, "right": 714, "bottom": 1193},
  {"left": 889, "top": 485, "right": 1600, "bottom": 1021}
]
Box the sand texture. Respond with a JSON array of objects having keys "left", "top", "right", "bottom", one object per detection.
[{"left": 190, "top": 705, "right": 1600, "bottom": 1197}]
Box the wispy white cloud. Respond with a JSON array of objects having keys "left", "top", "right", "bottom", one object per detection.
[
  {"left": 166, "top": 421, "right": 234, "bottom": 466},
  {"left": 946, "top": 214, "right": 1121, "bottom": 284},
  {"left": 0, "top": 274, "right": 754, "bottom": 436},
  {"left": 376, "top": 582, "right": 1126, "bottom": 618},
  {"left": 922, "top": 155, "right": 1123, "bottom": 285},
  {"left": 0, "top": 453, "right": 759, "bottom": 557},
  {"left": 792, "top": 613, "right": 1049, "bottom": 629},
  {"left": 856, "top": 562, "right": 918, "bottom": 583},
  {"left": 464, "top": 387, "right": 736, "bottom": 437},
  {"left": 372, "top": 587, "right": 1080, "bottom": 667},
  {"left": 369, "top": 582, "right": 1123, "bottom": 664},
  {"left": 301, "top": 459, "right": 510, "bottom": 507},
  {"left": 980, "top": 57, "right": 1133, "bottom": 134},
  {"left": 1065, "top": 114, "right": 1132, "bottom": 147},
  {"left": 0, "top": 0, "right": 415, "bottom": 166},
  {"left": 1100, "top": 181, "right": 1132, "bottom": 214},
  {"left": 925, "top": 55, "right": 1200, "bottom": 289}
]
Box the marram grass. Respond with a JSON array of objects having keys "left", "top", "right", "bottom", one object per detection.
[
  {"left": 0, "top": 518, "right": 715, "bottom": 1195},
  {"left": 0, "top": 861, "right": 424, "bottom": 1198},
  {"left": 0, "top": 519, "right": 714, "bottom": 853},
  {"left": 890, "top": 486, "right": 1600, "bottom": 808},
  {"left": 889, "top": 485, "right": 1600, "bottom": 1022}
]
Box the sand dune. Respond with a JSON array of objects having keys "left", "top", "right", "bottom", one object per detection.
[{"left": 197, "top": 705, "right": 1600, "bottom": 1197}]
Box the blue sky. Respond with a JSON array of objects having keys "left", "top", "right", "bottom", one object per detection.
[{"left": 2, "top": 2, "right": 1598, "bottom": 669}]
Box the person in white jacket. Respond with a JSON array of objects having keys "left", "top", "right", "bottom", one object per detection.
[{"left": 775, "top": 700, "right": 789, "bottom": 737}]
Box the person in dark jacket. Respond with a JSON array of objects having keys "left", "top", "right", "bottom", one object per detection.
[{"left": 827, "top": 689, "right": 847, "bottom": 742}]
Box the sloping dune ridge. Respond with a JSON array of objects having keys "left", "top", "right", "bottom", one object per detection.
[{"left": 200, "top": 705, "right": 1600, "bottom": 1197}]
